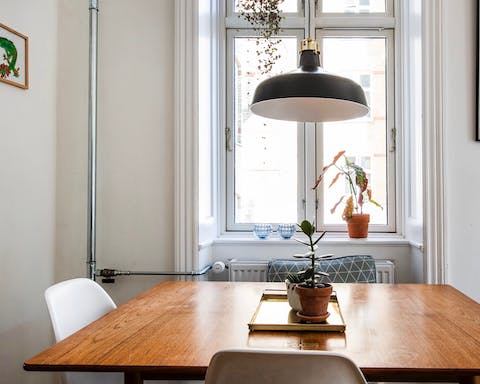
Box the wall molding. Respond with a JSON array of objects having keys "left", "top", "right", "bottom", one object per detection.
[
  {"left": 422, "top": 0, "right": 446, "bottom": 283},
  {"left": 174, "top": 0, "right": 199, "bottom": 272}
]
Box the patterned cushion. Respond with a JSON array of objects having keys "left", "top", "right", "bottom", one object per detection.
[{"left": 267, "top": 255, "right": 377, "bottom": 283}]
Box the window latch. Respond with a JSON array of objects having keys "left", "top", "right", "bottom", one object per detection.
[
  {"left": 389, "top": 127, "right": 396, "bottom": 152},
  {"left": 226, "top": 127, "right": 233, "bottom": 152}
]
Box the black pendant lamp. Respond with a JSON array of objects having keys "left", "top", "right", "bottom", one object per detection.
[{"left": 250, "top": 38, "right": 369, "bottom": 122}]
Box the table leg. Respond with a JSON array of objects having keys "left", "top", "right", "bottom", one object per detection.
[
  {"left": 124, "top": 372, "right": 143, "bottom": 384},
  {"left": 458, "top": 376, "right": 479, "bottom": 384}
]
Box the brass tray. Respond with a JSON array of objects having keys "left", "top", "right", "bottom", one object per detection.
[{"left": 248, "top": 289, "right": 346, "bottom": 332}]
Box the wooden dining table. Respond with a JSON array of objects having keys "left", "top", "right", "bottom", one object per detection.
[{"left": 24, "top": 281, "right": 480, "bottom": 384}]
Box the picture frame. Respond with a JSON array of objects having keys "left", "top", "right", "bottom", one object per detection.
[
  {"left": 477, "top": 0, "right": 480, "bottom": 140},
  {"left": 0, "top": 23, "right": 28, "bottom": 89}
]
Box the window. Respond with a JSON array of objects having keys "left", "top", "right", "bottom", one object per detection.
[
  {"left": 224, "top": 0, "right": 395, "bottom": 232},
  {"left": 227, "top": 31, "right": 303, "bottom": 228},
  {"left": 321, "top": 0, "right": 389, "bottom": 14}
]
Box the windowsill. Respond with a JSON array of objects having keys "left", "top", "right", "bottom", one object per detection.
[
  {"left": 212, "top": 232, "right": 413, "bottom": 246},
  {"left": 204, "top": 233, "right": 423, "bottom": 271}
]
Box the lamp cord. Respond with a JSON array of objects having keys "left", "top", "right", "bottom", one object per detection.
[{"left": 307, "top": 0, "right": 311, "bottom": 39}]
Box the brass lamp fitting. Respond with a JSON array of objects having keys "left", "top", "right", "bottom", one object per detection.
[{"left": 301, "top": 38, "right": 319, "bottom": 53}]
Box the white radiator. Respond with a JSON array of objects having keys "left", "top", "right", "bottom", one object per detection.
[
  {"left": 228, "top": 259, "right": 395, "bottom": 284},
  {"left": 375, "top": 260, "right": 395, "bottom": 283},
  {"left": 228, "top": 260, "right": 269, "bottom": 282}
]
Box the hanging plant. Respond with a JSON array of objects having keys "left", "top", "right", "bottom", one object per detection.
[{"left": 238, "top": 0, "right": 284, "bottom": 74}]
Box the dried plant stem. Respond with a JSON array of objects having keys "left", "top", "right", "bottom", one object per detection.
[{"left": 238, "top": 0, "right": 284, "bottom": 74}]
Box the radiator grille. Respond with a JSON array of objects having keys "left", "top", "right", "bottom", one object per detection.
[
  {"left": 228, "top": 260, "right": 269, "bottom": 282},
  {"left": 228, "top": 259, "right": 395, "bottom": 283},
  {"left": 375, "top": 260, "right": 395, "bottom": 283}
]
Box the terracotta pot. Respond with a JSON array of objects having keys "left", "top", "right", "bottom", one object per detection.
[
  {"left": 295, "top": 284, "right": 333, "bottom": 319},
  {"left": 347, "top": 213, "right": 370, "bottom": 238}
]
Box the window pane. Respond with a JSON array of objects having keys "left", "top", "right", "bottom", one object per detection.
[
  {"left": 322, "top": 0, "right": 385, "bottom": 13},
  {"left": 233, "top": 36, "right": 299, "bottom": 224},
  {"left": 235, "top": 0, "right": 299, "bottom": 13},
  {"left": 320, "top": 37, "right": 387, "bottom": 225}
]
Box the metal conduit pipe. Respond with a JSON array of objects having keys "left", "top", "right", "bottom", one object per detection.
[
  {"left": 86, "top": 1, "right": 207, "bottom": 282},
  {"left": 97, "top": 264, "right": 213, "bottom": 283},
  {"left": 87, "top": 0, "right": 99, "bottom": 281}
]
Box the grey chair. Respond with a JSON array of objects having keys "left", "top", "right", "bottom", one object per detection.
[
  {"left": 267, "top": 255, "right": 376, "bottom": 283},
  {"left": 205, "top": 349, "right": 367, "bottom": 384}
]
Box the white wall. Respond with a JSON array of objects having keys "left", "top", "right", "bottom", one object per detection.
[
  {"left": 0, "top": 1, "right": 175, "bottom": 382},
  {"left": 56, "top": 0, "right": 176, "bottom": 304},
  {"left": 55, "top": 0, "right": 89, "bottom": 282},
  {"left": 0, "top": 1, "right": 58, "bottom": 383},
  {"left": 442, "top": 0, "right": 480, "bottom": 302}
]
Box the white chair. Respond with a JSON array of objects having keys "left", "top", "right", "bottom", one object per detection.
[
  {"left": 45, "top": 278, "right": 121, "bottom": 384},
  {"left": 205, "top": 349, "right": 367, "bottom": 384}
]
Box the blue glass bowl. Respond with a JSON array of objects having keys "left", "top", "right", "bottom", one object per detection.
[
  {"left": 278, "top": 223, "right": 296, "bottom": 239},
  {"left": 253, "top": 224, "right": 273, "bottom": 239}
]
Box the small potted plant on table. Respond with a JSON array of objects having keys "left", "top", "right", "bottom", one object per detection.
[
  {"left": 313, "top": 150, "right": 383, "bottom": 238},
  {"left": 287, "top": 220, "right": 333, "bottom": 322}
]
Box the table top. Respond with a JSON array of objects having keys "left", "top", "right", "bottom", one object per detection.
[{"left": 24, "top": 282, "right": 480, "bottom": 382}]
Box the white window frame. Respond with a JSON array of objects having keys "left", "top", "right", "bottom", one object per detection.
[
  {"left": 224, "top": 29, "right": 306, "bottom": 231},
  {"left": 222, "top": 0, "right": 396, "bottom": 233},
  {"left": 315, "top": 28, "right": 396, "bottom": 232},
  {"left": 172, "top": 0, "right": 432, "bottom": 279}
]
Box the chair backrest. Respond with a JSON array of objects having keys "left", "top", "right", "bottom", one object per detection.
[
  {"left": 45, "top": 278, "right": 121, "bottom": 384},
  {"left": 205, "top": 349, "right": 367, "bottom": 384},
  {"left": 45, "top": 278, "right": 117, "bottom": 342},
  {"left": 267, "top": 255, "right": 376, "bottom": 283}
]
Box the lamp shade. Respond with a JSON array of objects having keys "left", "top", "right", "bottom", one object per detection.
[{"left": 250, "top": 40, "right": 369, "bottom": 122}]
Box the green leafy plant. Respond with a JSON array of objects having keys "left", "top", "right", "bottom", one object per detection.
[
  {"left": 0, "top": 37, "right": 20, "bottom": 79},
  {"left": 312, "top": 150, "right": 383, "bottom": 221},
  {"left": 287, "top": 220, "right": 333, "bottom": 288},
  {"left": 238, "top": 0, "right": 284, "bottom": 74}
]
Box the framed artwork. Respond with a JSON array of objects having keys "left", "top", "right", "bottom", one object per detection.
[
  {"left": 478, "top": 1, "right": 480, "bottom": 140},
  {"left": 0, "top": 23, "right": 28, "bottom": 89}
]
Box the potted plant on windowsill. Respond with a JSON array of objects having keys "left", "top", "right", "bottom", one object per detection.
[
  {"left": 313, "top": 150, "right": 383, "bottom": 238},
  {"left": 286, "top": 220, "right": 333, "bottom": 322}
]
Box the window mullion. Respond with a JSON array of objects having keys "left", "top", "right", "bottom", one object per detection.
[
  {"left": 315, "top": 16, "right": 395, "bottom": 29},
  {"left": 225, "top": 16, "right": 306, "bottom": 30}
]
